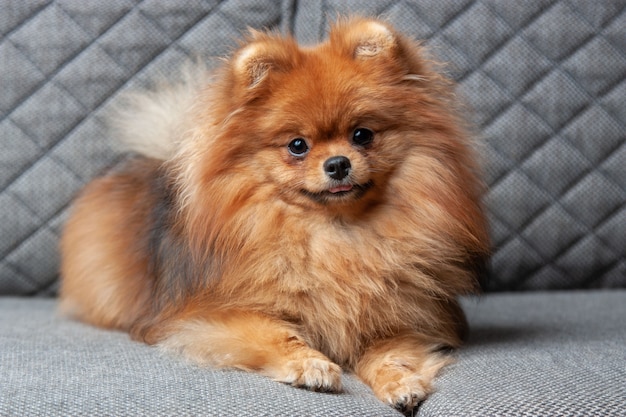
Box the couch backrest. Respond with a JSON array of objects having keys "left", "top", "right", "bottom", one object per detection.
[{"left": 1, "top": 0, "right": 624, "bottom": 295}]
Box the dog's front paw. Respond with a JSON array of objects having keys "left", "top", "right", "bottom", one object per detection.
[
  {"left": 356, "top": 336, "right": 454, "bottom": 415},
  {"left": 376, "top": 374, "right": 428, "bottom": 414},
  {"left": 276, "top": 357, "right": 342, "bottom": 392}
]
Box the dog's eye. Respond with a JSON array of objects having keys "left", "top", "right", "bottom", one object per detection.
[
  {"left": 352, "top": 128, "right": 374, "bottom": 146},
  {"left": 287, "top": 138, "right": 309, "bottom": 157}
]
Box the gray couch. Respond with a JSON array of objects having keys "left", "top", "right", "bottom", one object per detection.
[{"left": 1, "top": 1, "right": 625, "bottom": 416}]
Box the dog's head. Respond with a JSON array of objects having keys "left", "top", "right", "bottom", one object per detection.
[{"left": 183, "top": 18, "right": 473, "bottom": 221}]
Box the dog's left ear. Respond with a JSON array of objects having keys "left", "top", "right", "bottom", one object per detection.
[
  {"left": 329, "top": 18, "right": 430, "bottom": 80},
  {"left": 330, "top": 18, "right": 398, "bottom": 60}
]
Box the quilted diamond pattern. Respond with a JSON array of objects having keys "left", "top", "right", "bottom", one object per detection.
[
  {"left": 1, "top": 0, "right": 624, "bottom": 294},
  {"left": 0, "top": 0, "right": 282, "bottom": 295}
]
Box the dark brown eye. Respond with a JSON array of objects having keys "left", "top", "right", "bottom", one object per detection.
[
  {"left": 288, "top": 138, "right": 309, "bottom": 156},
  {"left": 352, "top": 128, "right": 374, "bottom": 146}
]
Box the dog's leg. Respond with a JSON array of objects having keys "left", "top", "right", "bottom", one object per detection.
[
  {"left": 156, "top": 310, "right": 342, "bottom": 392},
  {"left": 355, "top": 333, "right": 453, "bottom": 414}
]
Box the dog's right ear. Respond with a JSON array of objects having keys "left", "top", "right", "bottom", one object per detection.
[{"left": 232, "top": 31, "right": 300, "bottom": 91}]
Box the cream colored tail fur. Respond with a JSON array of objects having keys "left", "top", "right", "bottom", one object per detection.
[{"left": 109, "top": 61, "right": 212, "bottom": 161}]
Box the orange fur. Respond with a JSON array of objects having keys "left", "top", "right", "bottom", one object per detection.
[{"left": 60, "top": 17, "right": 489, "bottom": 414}]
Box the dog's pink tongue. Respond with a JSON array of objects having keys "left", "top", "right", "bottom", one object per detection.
[{"left": 328, "top": 184, "right": 353, "bottom": 193}]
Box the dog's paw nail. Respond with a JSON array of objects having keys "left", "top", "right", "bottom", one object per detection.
[{"left": 393, "top": 394, "right": 421, "bottom": 415}]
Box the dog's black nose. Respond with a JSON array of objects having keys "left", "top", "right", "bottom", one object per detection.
[{"left": 324, "top": 156, "right": 351, "bottom": 180}]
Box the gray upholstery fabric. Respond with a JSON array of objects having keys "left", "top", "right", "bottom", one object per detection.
[
  {"left": 2, "top": 291, "right": 625, "bottom": 416},
  {"left": 1, "top": 0, "right": 625, "bottom": 296},
  {"left": 425, "top": 290, "right": 626, "bottom": 417}
]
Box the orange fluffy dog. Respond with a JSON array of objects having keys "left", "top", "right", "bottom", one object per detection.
[{"left": 60, "top": 18, "right": 489, "bottom": 413}]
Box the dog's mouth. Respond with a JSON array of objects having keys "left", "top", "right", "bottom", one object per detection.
[
  {"left": 328, "top": 184, "right": 354, "bottom": 193},
  {"left": 301, "top": 181, "right": 373, "bottom": 204}
]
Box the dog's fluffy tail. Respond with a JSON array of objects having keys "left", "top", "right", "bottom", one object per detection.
[{"left": 109, "top": 61, "right": 213, "bottom": 161}]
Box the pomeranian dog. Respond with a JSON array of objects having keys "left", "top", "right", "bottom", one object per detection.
[{"left": 60, "top": 17, "right": 489, "bottom": 413}]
